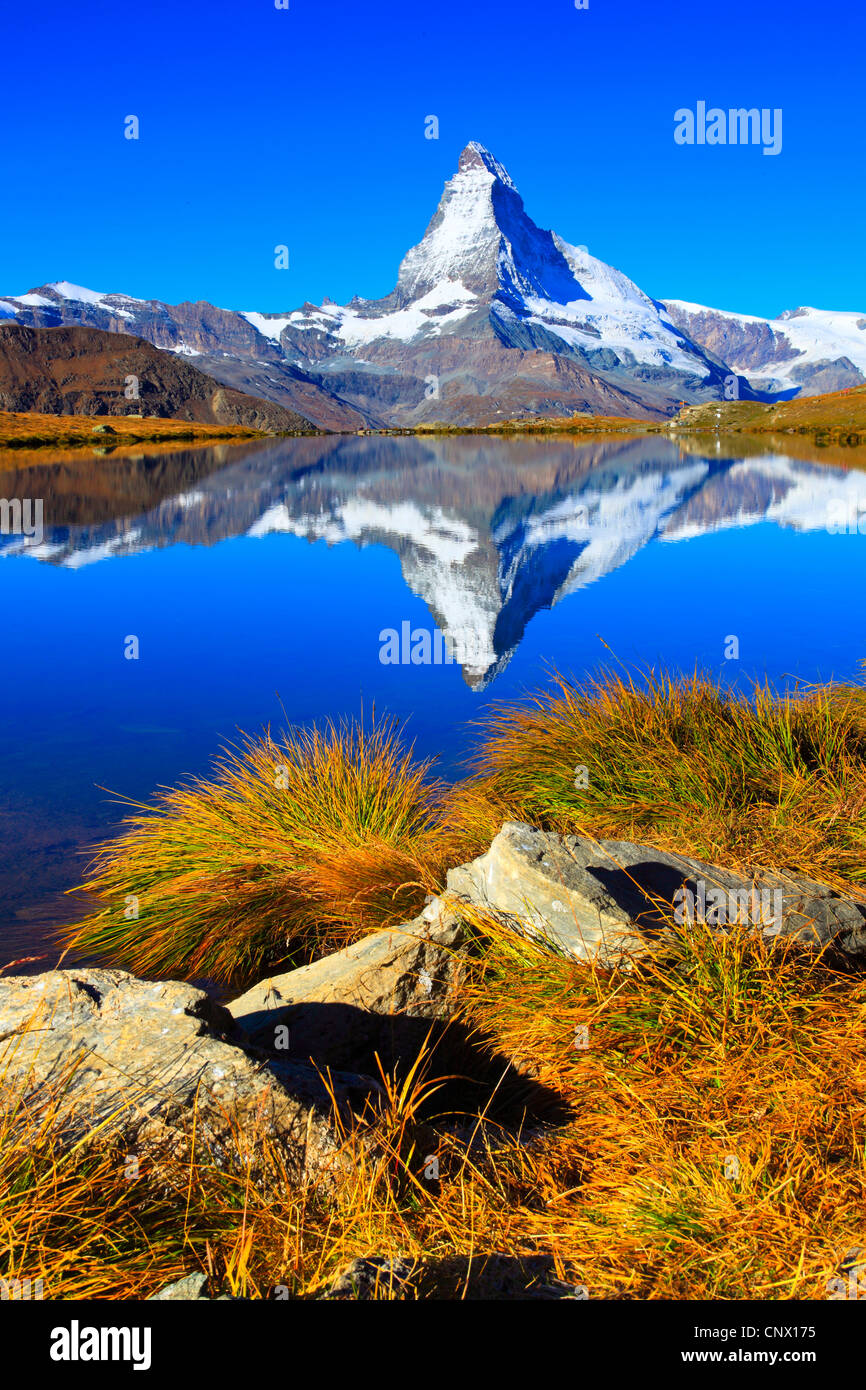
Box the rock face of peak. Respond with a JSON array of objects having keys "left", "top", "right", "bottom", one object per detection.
[
  {"left": 394, "top": 144, "right": 585, "bottom": 314},
  {"left": 2, "top": 144, "right": 862, "bottom": 426},
  {"left": 457, "top": 141, "right": 517, "bottom": 188}
]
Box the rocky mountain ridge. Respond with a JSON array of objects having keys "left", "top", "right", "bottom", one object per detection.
[
  {"left": 0, "top": 323, "right": 317, "bottom": 432},
  {"left": 662, "top": 300, "right": 866, "bottom": 398},
  {"left": 4, "top": 144, "right": 862, "bottom": 427}
]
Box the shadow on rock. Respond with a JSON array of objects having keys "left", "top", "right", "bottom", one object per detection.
[
  {"left": 253, "top": 999, "right": 571, "bottom": 1128},
  {"left": 415, "top": 1252, "right": 586, "bottom": 1300}
]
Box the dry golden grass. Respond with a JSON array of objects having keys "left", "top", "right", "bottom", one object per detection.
[
  {"left": 668, "top": 384, "right": 866, "bottom": 438},
  {"left": 23, "top": 669, "right": 864, "bottom": 1299},
  {"left": 0, "top": 410, "right": 270, "bottom": 450},
  {"left": 5, "top": 912, "right": 864, "bottom": 1301},
  {"left": 450, "top": 909, "right": 866, "bottom": 1299},
  {"left": 454, "top": 668, "right": 866, "bottom": 892},
  {"left": 414, "top": 416, "right": 654, "bottom": 436},
  {"left": 61, "top": 716, "right": 453, "bottom": 984},
  {"left": 60, "top": 670, "right": 866, "bottom": 987},
  {"left": 416, "top": 384, "right": 866, "bottom": 439}
]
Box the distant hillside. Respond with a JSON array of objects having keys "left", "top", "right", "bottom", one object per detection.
[
  {"left": 668, "top": 384, "right": 866, "bottom": 435},
  {"left": 0, "top": 324, "right": 319, "bottom": 433},
  {"left": 662, "top": 301, "right": 866, "bottom": 398}
]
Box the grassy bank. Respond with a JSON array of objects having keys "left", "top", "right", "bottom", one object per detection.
[
  {"left": 658, "top": 384, "right": 866, "bottom": 439},
  {"left": 0, "top": 410, "right": 283, "bottom": 450},
  {"left": 4, "top": 669, "right": 864, "bottom": 1301},
  {"left": 382, "top": 385, "right": 866, "bottom": 439},
  {"left": 4, "top": 384, "right": 865, "bottom": 451},
  {"left": 60, "top": 670, "right": 866, "bottom": 986},
  {"left": 410, "top": 414, "right": 654, "bottom": 436}
]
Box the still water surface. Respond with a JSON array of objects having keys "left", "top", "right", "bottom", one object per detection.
[{"left": 2, "top": 432, "right": 865, "bottom": 965}]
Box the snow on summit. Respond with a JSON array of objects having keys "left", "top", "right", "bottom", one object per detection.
[
  {"left": 2, "top": 282, "right": 144, "bottom": 318},
  {"left": 395, "top": 143, "right": 525, "bottom": 299},
  {"left": 460, "top": 140, "right": 518, "bottom": 190},
  {"left": 50, "top": 282, "right": 111, "bottom": 304},
  {"left": 270, "top": 141, "right": 718, "bottom": 376}
]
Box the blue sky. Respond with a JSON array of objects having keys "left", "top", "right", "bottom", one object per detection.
[{"left": 2, "top": 0, "right": 863, "bottom": 319}]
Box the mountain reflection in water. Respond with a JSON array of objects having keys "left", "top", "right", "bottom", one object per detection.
[
  {"left": 1, "top": 431, "right": 865, "bottom": 961},
  {"left": 3, "top": 432, "right": 865, "bottom": 689}
]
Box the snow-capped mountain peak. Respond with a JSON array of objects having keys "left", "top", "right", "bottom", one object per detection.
[
  {"left": 458, "top": 140, "right": 518, "bottom": 190},
  {"left": 311, "top": 141, "right": 719, "bottom": 396},
  {"left": 3, "top": 142, "right": 863, "bottom": 427},
  {"left": 0, "top": 280, "right": 145, "bottom": 322},
  {"left": 393, "top": 141, "right": 539, "bottom": 302}
]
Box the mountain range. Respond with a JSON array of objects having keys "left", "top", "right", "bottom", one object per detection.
[
  {"left": 2, "top": 142, "right": 864, "bottom": 429},
  {"left": 2, "top": 435, "right": 862, "bottom": 688}
]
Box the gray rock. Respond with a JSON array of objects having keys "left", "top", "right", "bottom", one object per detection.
[
  {"left": 446, "top": 822, "right": 866, "bottom": 967},
  {"left": 148, "top": 1273, "right": 210, "bottom": 1301},
  {"left": 147, "top": 1272, "right": 241, "bottom": 1301},
  {"left": 228, "top": 904, "right": 467, "bottom": 1069},
  {"left": 0, "top": 968, "right": 374, "bottom": 1180},
  {"left": 322, "top": 1257, "right": 415, "bottom": 1300}
]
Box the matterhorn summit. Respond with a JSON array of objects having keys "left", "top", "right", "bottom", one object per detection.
[{"left": 394, "top": 140, "right": 577, "bottom": 305}]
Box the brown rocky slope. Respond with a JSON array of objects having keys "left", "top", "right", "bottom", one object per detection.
[{"left": 0, "top": 323, "right": 319, "bottom": 432}]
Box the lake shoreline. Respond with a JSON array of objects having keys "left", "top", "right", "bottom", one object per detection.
[
  {"left": 1, "top": 381, "right": 864, "bottom": 453},
  {"left": 0, "top": 409, "right": 324, "bottom": 451}
]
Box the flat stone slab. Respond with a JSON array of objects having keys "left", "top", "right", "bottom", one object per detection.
[
  {"left": 445, "top": 822, "right": 866, "bottom": 967},
  {"left": 228, "top": 906, "right": 466, "bottom": 1069}
]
